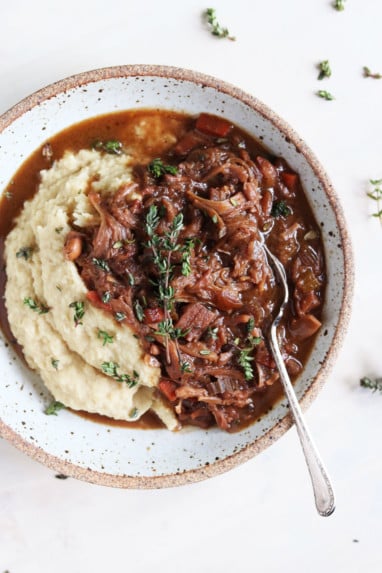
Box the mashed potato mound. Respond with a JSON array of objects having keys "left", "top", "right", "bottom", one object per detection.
[{"left": 5, "top": 149, "right": 178, "bottom": 429}]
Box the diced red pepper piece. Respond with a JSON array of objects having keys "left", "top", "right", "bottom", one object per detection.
[
  {"left": 158, "top": 379, "right": 178, "bottom": 402},
  {"left": 281, "top": 171, "right": 299, "bottom": 192},
  {"left": 86, "top": 290, "right": 112, "bottom": 312},
  {"left": 143, "top": 307, "right": 165, "bottom": 324},
  {"left": 195, "top": 113, "right": 233, "bottom": 137}
]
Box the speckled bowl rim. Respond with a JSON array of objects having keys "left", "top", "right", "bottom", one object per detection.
[{"left": 0, "top": 65, "right": 354, "bottom": 488}]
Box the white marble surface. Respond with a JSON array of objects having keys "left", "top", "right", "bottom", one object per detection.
[{"left": 0, "top": 1, "right": 381, "bottom": 571}]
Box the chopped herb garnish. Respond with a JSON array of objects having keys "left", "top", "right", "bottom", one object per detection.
[
  {"left": 148, "top": 158, "right": 178, "bottom": 178},
  {"left": 207, "top": 326, "right": 218, "bottom": 340},
  {"left": 45, "top": 400, "right": 65, "bottom": 415},
  {"left": 211, "top": 214, "right": 218, "bottom": 224},
  {"left": 113, "top": 241, "right": 123, "bottom": 249},
  {"left": 181, "top": 361, "right": 192, "bottom": 373},
  {"left": 317, "top": 90, "right": 335, "bottom": 101},
  {"left": 247, "top": 317, "right": 255, "bottom": 334},
  {"left": 97, "top": 329, "right": 114, "bottom": 346},
  {"left": 51, "top": 358, "right": 59, "bottom": 370},
  {"left": 199, "top": 349, "right": 211, "bottom": 355},
  {"left": 367, "top": 178, "right": 382, "bottom": 225},
  {"left": 92, "top": 257, "right": 110, "bottom": 272},
  {"left": 16, "top": 246, "right": 33, "bottom": 260},
  {"left": 134, "top": 299, "right": 144, "bottom": 322},
  {"left": 237, "top": 333, "right": 262, "bottom": 381},
  {"left": 101, "top": 361, "right": 138, "bottom": 387},
  {"left": 102, "top": 291, "right": 111, "bottom": 303},
  {"left": 92, "top": 139, "right": 123, "bottom": 155},
  {"left": 363, "top": 66, "right": 382, "bottom": 79},
  {"left": 271, "top": 200, "right": 291, "bottom": 217},
  {"left": 69, "top": 301, "right": 85, "bottom": 326},
  {"left": 55, "top": 226, "right": 63, "bottom": 234},
  {"left": 181, "top": 239, "right": 194, "bottom": 277},
  {"left": 205, "top": 8, "right": 236, "bottom": 41},
  {"left": 114, "top": 311, "right": 126, "bottom": 322},
  {"left": 333, "top": 0, "right": 346, "bottom": 10},
  {"left": 230, "top": 197, "right": 238, "bottom": 206},
  {"left": 23, "top": 297, "right": 49, "bottom": 314},
  {"left": 129, "top": 407, "right": 138, "bottom": 418},
  {"left": 317, "top": 60, "right": 332, "bottom": 80},
  {"left": 156, "top": 319, "right": 189, "bottom": 340},
  {"left": 360, "top": 376, "right": 382, "bottom": 393}
]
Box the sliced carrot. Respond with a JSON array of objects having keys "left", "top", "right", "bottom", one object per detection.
[
  {"left": 281, "top": 171, "right": 299, "bottom": 192},
  {"left": 195, "top": 113, "right": 233, "bottom": 137},
  {"left": 143, "top": 307, "right": 165, "bottom": 324},
  {"left": 158, "top": 379, "right": 178, "bottom": 402},
  {"left": 86, "top": 290, "right": 112, "bottom": 312}
]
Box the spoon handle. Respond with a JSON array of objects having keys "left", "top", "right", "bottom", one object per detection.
[{"left": 269, "top": 330, "right": 335, "bottom": 517}]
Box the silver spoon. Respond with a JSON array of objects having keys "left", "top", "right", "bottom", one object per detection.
[{"left": 263, "top": 243, "right": 335, "bottom": 517}]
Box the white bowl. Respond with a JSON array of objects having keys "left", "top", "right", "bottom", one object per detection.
[{"left": 0, "top": 65, "right": 353, "bottom": 488}]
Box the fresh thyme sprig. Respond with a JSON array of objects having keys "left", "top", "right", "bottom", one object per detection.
[
  {"left": 363, "top": 66, "right": 382, "bottom": 79},
  {"left": 69, "top": 301, "right": 85, "bottom": 326},
  {"left": 181, "top": 238, "right": 195, "bottom": 277},
  {"left": 237, "top": 332, "right": 262, "bottom": 381},
  {"left": 360, "top": 376, "right": 382, "bottom": 393},
  {"left": 317, "top": 60, "right": 332, "bottom": 80},
  {"left": 92, "top": 258, "right": 110, "bottom": 272},
  {"left": 205, "top": 8, "right": 236, "bottom": 41},
  {"left": 367, "top": 178, "right": 382, "bottom": 225},
  {"left": 23, "top": 297, "right": 49, "bottom": 314},
  {"left": 101, "top": 361, "right": 139, "bottom": 387},
  {"left": 144, "top": 205, "right": 187, "bottom": 361}
]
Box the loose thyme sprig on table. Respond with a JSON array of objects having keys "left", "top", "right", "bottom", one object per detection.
[
  {"left": 317, "top": 90, "right": 335, "bottom": 101},
  {"left": 317, "top": 60, "right": 332, "bottom": 80},
  {"left": 363, "top": 66, "right": 382, "bottom": 79},
  {"left": 204, "top": 8, "right": 236, "bottom": 41},
  {"left": 360, "top": 377, "right": 382, "bottom": 393},
  {"left": 367, "top": 179, "right": 382, "bottom": 225}
]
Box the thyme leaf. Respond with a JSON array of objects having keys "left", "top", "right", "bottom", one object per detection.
[
  {"left": 317, "top": 90, "right": 335, "bottom": 101},
  {"left": 92, "top": 139, "right": 123, "bottom": 155},
  {"left": 148, "top": 158, "right": 178, "bottom": 178},
  {"left": 97, "top": 329, "right": 114, "bottom": 346},
  {"left": 92, "top": 257, "right": 110, "bottom": 272},
  {"left": 45, "top": 400, "right": 66, "bottom": 415},
  {"left": 317, "top": 60, "right": 332, "bottom": 80},
  {"left": 333, "top": 0, "right": 346, "bottom": 10},
  {"left": 360, "top": 376, "right": 382, "bottom": 393},
  {"left": 69, "top": 301, "right": 85, "bottom": 326},
  {"left": 271, "top": 200, "right": 291, "bottom": 217},
  {"left": 16, "top": 246, "right": 33, "bottom": 260}
]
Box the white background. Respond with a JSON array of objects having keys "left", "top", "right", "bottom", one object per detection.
[{"left": 1, "top": 1, "right": 381, "bottom": 572}]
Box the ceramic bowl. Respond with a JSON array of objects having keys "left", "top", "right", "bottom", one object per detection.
[{"left": 0, "top": 65, "right": 353, "bottom": 488}]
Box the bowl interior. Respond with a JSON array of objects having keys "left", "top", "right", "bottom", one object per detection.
[{"left": 0, "top": 67, "right": 349, "bottom": 487}]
